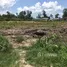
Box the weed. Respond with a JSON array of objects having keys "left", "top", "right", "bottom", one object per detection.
[
  {"left": 0, "top": 50, "right": 19, "bottom": 67},
  {"left": 25, "top": 35, "right": 67, "bottom": 67},
  {"left": 0, "top": 35, "right": 12, "bottom": 52},
  {"left": 16, "top": 36, "right": 24, "bottom": 43}
]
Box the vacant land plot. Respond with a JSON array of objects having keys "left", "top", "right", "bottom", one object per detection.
[{"left": 0, "top": 21, "right": 67, "bottom": 67}]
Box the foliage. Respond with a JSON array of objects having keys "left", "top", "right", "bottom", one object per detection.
[
  {"left": 42, "top": 10, "right": 48, "bottom": 18},
  {"left": 37, "top": 10, "right": 48, "bottom": 18},
  {"left": 0, "top": 35, "right": 19, "bottom": 67},
  {"left": 0, "top": 50, "right": 19, "bottom": 67},
  {"left": 0, "top": 35, "right": 12, "bottom": 52},
  {"left": 0, "top": 8, "right": 67, "bottom": 21},
  {"left": 55, "top": 13, "right": 59, "bottom": 18},
  {"left": 25, "top": 35, "right": 67, "bottom": 67},
  {"left": 1, "top": 11, "right": 16, "bottom": 21},
  {"left": 37, "top": 13, "right": 41, "bottom": 18},
  {"left": 0, "top": 10, "right": 32, "bottom": 21},
  {"left": 63, "top": 8, "right": 67, "bottom": 18},
  {"left": 26, "top": 10, "right": 32, "bottom": 20},
  {"left": 16, "top": 36, "right": 24, "bottom": 43},
  {"left": 18, "top": 11, "right": 26, "bottom": 20}
]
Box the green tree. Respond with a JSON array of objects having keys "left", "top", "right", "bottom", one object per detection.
[
  {"left": 0, "top": 10, "right": 33, "bottom": 21},
  {"left": 37, "top": 13, "right": 41, "bottom": 18},
  {"left": 0, "top": 15, "right": 3, "bottom": 21},
  {"left": 55, "top": 13, "right": 59, "bottom": 18},
  {"left": 26, "top": 10, "right": 32, "bottom": 20},
  {"left": 42, "top": 10, "right": 48, "bottom": 18},
  {"left": 2, "top": 11, "right": 16, "bottom": 21},
  {"left": 63, "top": 8, "right": 67, "bottom": 18},
  {"left": 18, "top": 11, "right": 26, "bottom": 20}
]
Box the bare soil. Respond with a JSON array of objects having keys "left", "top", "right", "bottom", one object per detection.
[{"left": 0, "top": 25, "right": 67, "bottom": 67}]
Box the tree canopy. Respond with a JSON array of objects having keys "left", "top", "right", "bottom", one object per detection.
[
  {"left": 0, "top": 8, "right": 67, "bottom": 21},
  {"left": 42, "top": 10, "right": 48, "bottom": 18},
  {"left": 55, "top": 14, "right": 59, "bottom": 18},
  {"left": 0, "top": 10, "right": 32, "bottom": 21},
  {"left": 63, "top": 8, "right": 67, "bottom": 18}
]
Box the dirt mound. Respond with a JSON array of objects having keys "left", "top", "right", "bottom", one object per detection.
[
  {"left": 0, "top": 28, "right": 49, "bottom": 37},
  {"left": 0, "top": 29, "right": 24, "bottom": 35},
  {"left": 24, "top": 29, "right": 49, "bottom": 37}
]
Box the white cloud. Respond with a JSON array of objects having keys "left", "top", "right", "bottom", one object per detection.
[
  {"left": 0, "top": 0, "right": 16, "bottom": 9},
  {"left": 0, "top": 0, "right": 16, "bottom": 14},
  {"left": 17, "top": 1, "right": 64, "bottom": 18}
]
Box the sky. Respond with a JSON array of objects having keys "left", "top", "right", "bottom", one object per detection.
[{"left": 0, "top": 0, "right": 66, "bottom": 18}]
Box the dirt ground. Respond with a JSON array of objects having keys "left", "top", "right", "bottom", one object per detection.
[{"left": 0, "top": 21, "right": 67, "bottom": 67}]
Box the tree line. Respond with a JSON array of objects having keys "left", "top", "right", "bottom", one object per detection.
[
  {"left": 0, "top": 10, "right": 33, "bottom": 21},
  {"left": 0, "top": 8, "right": 67, "bottom": 21},
  {"left": 37, "top": 8, "right": 67, "bottom": 20}
]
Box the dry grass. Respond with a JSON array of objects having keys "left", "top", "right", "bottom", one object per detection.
[{"left": 0, "top": 21, "right": 67, "bottom": 67}]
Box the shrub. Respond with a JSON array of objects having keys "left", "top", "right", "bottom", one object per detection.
[
  {"left": 16, "top": 36, "right": 24, "bottom": 43},
  {"left": 25, "top": 35, "right": 67, "bottom": 67},
  {"left": 0, "top": 35, "right": 12, "bottom": 52}
]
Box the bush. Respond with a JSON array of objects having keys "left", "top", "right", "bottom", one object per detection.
[
  {"left": 25, "top": 35, "right": 67, "bottom": 67},
  {"left": 16, "top": 36, "right": 24, "bottom": 43},
  {"left": 0, "top": 35, "right": 12, "bottom": 52}
]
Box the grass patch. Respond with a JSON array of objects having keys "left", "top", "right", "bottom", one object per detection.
[
  {"left": 0, "top": 35, "right": 19, "bottom": 67},
  {"left": 16, "top": 36, "right": 24, "bottom": 43},
  {"left": 0, "top": 35, "right": 12, "bottom": 52},
  {"left": 0, "top": 50, "right": 19, "bottom": 67},
  {"left": 0, "top": 21, "right": 66, "bottom": 29},
  {"left": 25, "top": 35, "right": 67, "bottom": 67}
]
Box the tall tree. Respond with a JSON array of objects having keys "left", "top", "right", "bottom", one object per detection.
[
  {"left": 42, "top": 10, "right": 47, "bottom": 18},
  {"left": 6, "top": 11, "right": 16, "bottom": 20},
  {"left": 26, "top": 10, "right": 32, "bottom": 20},
  {"left": 1, "top": 11, "right": 16, "bottom": 21},
  {"left": 37, "top": 13, "right": 41, "bottom": 18},
  {"left": 18, "top": 11, "right": 26, "bottom": 20},
  {"left": 55, "top": 14, "right": 59, "bottom": 18},
  {"left": 63, "top": 8, "right": 67, "bottom": 18},
  {"left": 0, "top": 15, "right": 3, "bottom": 21}
]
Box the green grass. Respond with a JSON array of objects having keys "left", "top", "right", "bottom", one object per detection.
[
  {"left": 0, "top": 21, "right": 67, "bottom": 67},
  {"left": 0, "top": 50, "right": 19, "bottom": 67},
  {"left": 25, "top": 35, "right": 67, "bottom": 67},
  {"left": 0, "top": 35, "right": 12, "bottom": 52},
  {"left": 0, "top": 35, "right": 19, "bottom": 67},
  {"left": 0, "top": 21, "right": 67, "bottom": 29}
]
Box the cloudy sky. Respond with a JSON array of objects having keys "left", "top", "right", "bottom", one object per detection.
[{"left": 0, "top": 0, "right": 66, "bottom": 18}]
